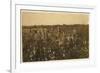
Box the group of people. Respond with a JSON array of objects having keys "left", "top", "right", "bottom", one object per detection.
[{"left": 22, "top": 25, "right": 89, "bottom": 62}]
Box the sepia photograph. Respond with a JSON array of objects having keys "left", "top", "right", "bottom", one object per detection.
[{"left": 21, "top": 10, "right": 89, "bottom": 62}]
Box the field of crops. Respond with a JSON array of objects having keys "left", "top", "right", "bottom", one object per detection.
[{"left": 22, "top": 24, "right": 89, "bottom": 62}]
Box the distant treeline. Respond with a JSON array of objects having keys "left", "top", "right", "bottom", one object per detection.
[{"left": 22, "top": 24, "right": 89, "bottom": 62}]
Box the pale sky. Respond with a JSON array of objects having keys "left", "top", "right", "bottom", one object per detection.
[{"left": 21, "top": 10, "right": 89, "bottom": 26}]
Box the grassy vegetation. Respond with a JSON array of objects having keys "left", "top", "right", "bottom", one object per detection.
[{"left": 22, "top": 24, "right": 89, "bottom": 62}]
